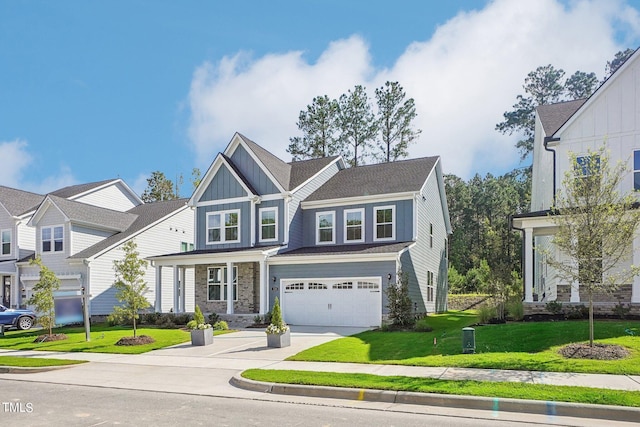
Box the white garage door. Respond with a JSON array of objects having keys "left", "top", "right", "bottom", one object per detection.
[{"left": 281, "top": 277, "right": 382, "bottom": 327}]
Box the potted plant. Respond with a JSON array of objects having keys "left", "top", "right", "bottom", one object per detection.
[
  {"left": 187, "top": 306, "right": 213, "bottom": 346},
  {"left": 266, "top": 297, "right": 290, "bottom": 348}
]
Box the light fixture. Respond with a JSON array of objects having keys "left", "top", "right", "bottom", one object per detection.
[
  {"left": 272, "top": 276, "right": 276, "bottom": 283},
  {"left": 387, "top": 273, "right": 392, "bottom": 281}
]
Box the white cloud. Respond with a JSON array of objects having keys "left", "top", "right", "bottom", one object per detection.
[{"left": 187, "top": 0, "right": 640, "bottom": 178}]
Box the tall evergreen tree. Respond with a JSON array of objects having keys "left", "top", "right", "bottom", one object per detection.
[
  {"left": 337, "top": 85, "right": 378, "bottom": 167},
  {"left": 287, "top": 95, "right": 340, "bottom": 160},
  {"left": 374, "top": 81, "right": 422, "bottom": 162},
  {"left": 604, "top": 48, "right": 635, "bottom": 80},
  {"left": 141, "top": 171, "right": 177, "bottom": 202}
]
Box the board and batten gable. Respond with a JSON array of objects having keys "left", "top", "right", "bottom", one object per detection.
[
  {"left": 301, "top": 199, "right": 414, "bottom": 246},
  {"left": 197, "top": 163, "right": 248, "bottom": 202},
  {"left": 196, "top": 202, "right": 250, "bottom": 250},
  {"left": 403, "top": 170, "right": 449, "bottom": 313},
  {"left": 72, "top": 181, "right": 141, "bottom": 212},
  {"left": 230, "top": 144, "right": 280, "bottom": 195},
  {"left": 287, "top": 160, "right": 341, "bottom": 249}
]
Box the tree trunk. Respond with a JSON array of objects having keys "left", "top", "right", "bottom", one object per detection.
[
  {"left": 589, "top": 293, "right": 594, "bottom": 347},
  {"left": 133, "top": 316, "right": 137, "bottom": 338}
]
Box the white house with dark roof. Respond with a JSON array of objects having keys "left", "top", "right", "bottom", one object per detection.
[
  {"left": 513, "top": 48, "right": 640, "bottom": 315},
  {"left": 151, "top": 132, "right": 451, "bottom": 327}
]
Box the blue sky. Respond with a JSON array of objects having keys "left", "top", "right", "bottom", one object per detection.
[{"left": 2, "top": 0, "right": 640, "bottom": 195}]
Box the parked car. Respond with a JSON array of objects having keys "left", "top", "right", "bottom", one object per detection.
[{"left": 0, "top": 304, "right": 36, "bottom": 330}]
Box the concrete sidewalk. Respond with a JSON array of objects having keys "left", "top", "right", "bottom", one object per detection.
[{"left": 1, "top": 328, "right": 639, "bottom": 423}]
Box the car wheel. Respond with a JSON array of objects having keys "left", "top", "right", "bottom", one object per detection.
[{"left": 17, "top": 316, "right": 33, "bottom": 330}]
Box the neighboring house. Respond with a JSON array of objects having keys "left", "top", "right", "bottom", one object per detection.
[
  {"left": 1, "top": 178, "right": 194, "bottom": 316},
  {"left": 151, "top": 132, "right": 451, "bottom": 327},
  {"left": 513, "top": 48, "right": 640, "bottom": 314}
]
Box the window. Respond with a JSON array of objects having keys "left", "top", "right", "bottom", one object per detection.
[
  {"left": 308, "top": 282, "right": 327, "bottom": 290},
  {"left": 285, "top": 282, "right": 304, "bottom": 290},
  {"left": 429, "top": 223, "right": 433, "bottom": 248},
  {"left": 316, "top": 211, "right": 335, "bottom": 244},
  {"left": 575, "top": 155, "right": 601, "bottom": 177},
  {"left": 374, "top": 206, "right": 395, "bottom": 241},
  {"left": 206, "top": 210, "right": 240, "bottom": 244},
  {"left": 1, "top": 229, "right": 10, "bottom": 255},
  {"left": 427, "top": 271, "right": 434, "bottom": 302},
  {"left": 259, "top": 207, "right": 278, "bottom": 242},
  {"left": 207, "top": 266, "right": 238, "bottom": 301},
  {"left": 634, "top": 150, "right": 640, "bottom": 191},
  {"left": 180, "top": 242, "right": 194, "bottom": 252},
  {"left": 42, "top": 226, "right": 63, "bottom": 252},
  {"left": 344, "top": 208, "right": 364, "bottom": 243},
  {"left": 333, "top": 282, "right": 353, "bottom": 289},
  {"left": 357, "top": 281, "right": 379, "bottom": 289}
]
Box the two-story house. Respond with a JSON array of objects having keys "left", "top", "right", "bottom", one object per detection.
[
  {"left": 2, "top": 178, "right": 194, "bottom": 317},
  {"left": 513, "top": 48, "right": 640, "bottom": 315},
  {"left": 151, "top": 133, "right": 451, "bottom": 327}
]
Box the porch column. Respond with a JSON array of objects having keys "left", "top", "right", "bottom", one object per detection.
[
  {"left": 524, "top": 228, "right": 534, "bottom": 302},
  {"left": 180, "top": 267, "right": 186, "bottom": 313},
  {"left": 226, "top": 261, "right": 234, "bottom": 314},
  {"left": 633, "top": 234, "right": 640, "bottom": 303},
  {"left": 173, "top": 265, "right": 180, "bottom": 313},
  {"left": 155, "top": 265, "right": 162, "bottom": 313},
  {"left": 259, "top": 258, "right": 267, "bottom": 315}
]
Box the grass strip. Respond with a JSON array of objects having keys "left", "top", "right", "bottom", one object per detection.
[
  {"left": 0, "top": 355, "right": 86, "bottom": 367},
  {"left": 242, "top": 369, "right": 640, "bottom": 407}
]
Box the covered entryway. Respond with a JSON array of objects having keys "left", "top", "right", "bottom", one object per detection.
[{"left": 281, "top": 277, "right": 381, "bottom": 327}]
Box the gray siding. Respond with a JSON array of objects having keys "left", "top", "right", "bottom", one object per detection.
[
  {"left": 230, "top": 144, "right": 280, "bottom": 195},
  {"left": 269, "top": 261, "right": 396, "bottom": 313},
  {"left": 302, "top": 199, "right": 414, "bottom": 246},
  {"left": 255, "top": 199, "right": 284, "bottom": 246},
  {"left": 199, "top": 164, "right": 248, "bottom": 202},
  {"left": 288, "top": 162, "right": 340, "bottom": 249},
  {"left": 196, "top": 201, "right": 250, "bottom": 249}
]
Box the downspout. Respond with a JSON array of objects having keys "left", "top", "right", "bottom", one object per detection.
[
  {"left": 509, "top": 215, "right": 526, "bottom": 301},
  {"left": 543, "top": 136, "right": 560, "bottom": 206}
]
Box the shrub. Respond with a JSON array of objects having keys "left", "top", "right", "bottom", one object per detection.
[
  {"left": 567, "top": 304, "right": 589, "bottom": 319},
  {"left": 173, "top": 313, "right": 192, "bottom": 325},
  {"left": 208, "top": 312, "right": 220, "bottom": 324},
  {"left": 142, "top": 312, "right": 161, "bottom": 324},
  {"left": 414, "top": 317, "right": 434, "bottom": 332},
  {"left": 263, "top": 311, "right": 272, "bottom": 325},
  {"left": 506, "top": 299, "right": 524, "bottom": 321},
  {"left": 213, "top": 320, "right": 229, "bottom": 330},
  {"left": 477, "top": 304, "right": 495, "bottom": 324},
  {"left": 194, "top": 306, "right": 205, "bottom": 325},
  {"left": 253, "top": 315, "right": 263, "bottom": 325},
  {"left": 266, "top": 297, "right": 288, "bottom": 334},
  {"left": 545, "top": 300, "right": 564, "bottom": 315},
  {"left": 186, "top": 320, "right": 198, "bottom": 330},
  {"left": 613, "top": 302, "right": 631, "bottom": 319},
  {"left": 385, "top": 271, "right": 415, "bottom": 328}
]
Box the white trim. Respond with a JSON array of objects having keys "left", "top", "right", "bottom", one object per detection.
[
  {"left": 206, "top": 265, "right": 238, "bottom": 302},
  {"left": 373, "top": 205, "right": 395, "bottom": 242},
  {"left": 259, "top": 206, "right": 279, "bottom": 243},
  {"left": 268, "top": 252, "right": 399, "bottom": 265},
  {"left": 41, "top": 224, "right": 65, "bottom": 253},
  {"left": 67, "top": 179, "right": 143, "bottom": 206},
  {"left": 225, "top": 133, "right": 287, "bottom": 193},
  {"left": 289, "top": 157, "right": 344, "bottom": 193},
  {"left": 188, "top": 152, "right": 255, "bottom": 207},
  {"left": 343, "top": 208, "right": 365, "bottom": 243},
  {"left": 301, "top": 192, "right": 416, "bottom": 209},
  {"left": 315, "top": 211, "right": 336, "bottom": 245},
  {"left": 206, "top": 209, "right": 241, "bottom": 245},
  {"left": 0, "top": 229, "right": 11, "bottom": 256}
]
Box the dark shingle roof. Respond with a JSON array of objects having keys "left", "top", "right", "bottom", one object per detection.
[
  {"left": 47, "top": 195, "right": 138, "bottom": 232},
  {"left": 288, "top": 156, "right": 339, "bottom": 189},
  {"left": 537, "top": 99, "right": 586, "bottom": 136},
  {"left": 0, "top": 186, "right": 44, "bottom": 216},
  {"left": 49, "top": 179, "right": 119, "bottom": 199},
  {"left": 305, "top": 157, "right": 438, "bottom": 201},
  {"left": 274, "top": 241, "right": 412, "bottom": 257},
  {"left": 69, "top": 198, "right": 188, "bottom": 259}
]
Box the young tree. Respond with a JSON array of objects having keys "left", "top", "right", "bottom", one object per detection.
[
  {"left": 287, "top": 95, "right": 341, "bottom": 160},
  {"left": 337, "top": 85, "right": 378, "bottom": 167},
  {"left": 385, "top": 272, "right": 414, "bottom": 327},
  {"left": 191, "top": 167, "right": 202, "bottom": 189},
  {"left": 545, "top": 146, "right": 640, "bottom": 346},
  {"left": 141, "top": 171, "right": 177, "bottom": 202},
  {"left": 374, "top": 81, "right": 422, "bottom": 162},
  {"left": 112, "top": 240, "right": 150, "bottom": 337},
  {"left": 28, "top": 257, "right": 60, "bottom": 336}
]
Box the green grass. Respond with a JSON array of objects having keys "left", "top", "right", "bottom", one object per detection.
[
  {"left": 0, "top": 324, "right": 234, "bottom": 354},
  {"left": 289, "top": 311, "right": 640, "bottom": 374},
  {"left": 242, "top": 369, "right": 640, "bottom": 407},
  {"left": 0, "top": 355, "right": 86, "bottom": 367}
]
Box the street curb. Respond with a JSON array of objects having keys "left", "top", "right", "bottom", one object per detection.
[
  {"left": 230, "top": 374, "right": 640, "bottom": 423},
  {"left": 0, "top": 364, "right": 79, "bottom": 374}
]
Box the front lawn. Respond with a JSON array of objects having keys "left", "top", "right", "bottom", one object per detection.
[
  {"left": 289, "top": 311, "right": 640, "bottom": 374},
  {"left": 0, "top": 355, "right": 86, "bottom": 367},
  {"left": 0, "top": 324, "right": 233, "bottom": 354},
  {"left": 242, "top": 369, "right": 640, "bottom": 407}
]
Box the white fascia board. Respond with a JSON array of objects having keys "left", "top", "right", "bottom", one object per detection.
[
  {"left": 149, "top": 246, "right": 282, "bottom": 266},
  {"left": 267, "top": 252, "right": 399, "bottom": 266},
  {"left": 194, "top": 193, "right": 283, "bottom": 208},
  {"left": 301, "top": 192, "right": 417, "bottom": 210},
  {"left": 225, "top": 133, "right": 287, "bottom": 193},
  {"left": 289, "top": 157, "right": 343, "bottom": 194},
  {"left": 28, "top": 197, "right": 69, "bottom": 227}
]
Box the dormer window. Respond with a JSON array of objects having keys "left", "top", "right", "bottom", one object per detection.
[
  {"left": 42, "top": 226, "right": 63, "bottom": 252},
  {"left": 1, "top": 229, "right": 10, "bottom": 255},
  {"left": 206, "top": 210, "right": 240, "bottom": 244}
]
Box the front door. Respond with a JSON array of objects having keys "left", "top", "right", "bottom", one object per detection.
[{"left": 2, "top": 276, "right": 10, "bottom": 307}]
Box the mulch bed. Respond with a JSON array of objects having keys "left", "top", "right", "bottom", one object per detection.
[
  {"left": 115, "top": 335, "right": 155, "bottom": 346},
  {"left": 34, "top": 333, "right": 68, "bottom": 343},
  {"left": 558, "top": 343, "right": 630, "bottom": 360}
]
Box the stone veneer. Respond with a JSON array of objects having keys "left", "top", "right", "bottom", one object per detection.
[
  {"left": 556, "top": 284, "right": 632, "bottom": 303},
  {"left": 194, "top": 263, "right": 260, "bottom": 314}
]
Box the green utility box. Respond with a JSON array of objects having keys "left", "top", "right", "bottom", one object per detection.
[{"left": 462, "top": 327, "right": 475, "bottom": 354}]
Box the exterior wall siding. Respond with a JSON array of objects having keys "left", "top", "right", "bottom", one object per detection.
[
  {"left": 17, "top": 220, "right": 35, "bottom": 258},
  {"left": 0, "top": 213, "right": 15, "bottom": 261},
  {"left": 35, "top": 207, "right": 71, "bottom": 273},
  {"left": 269, "top": 261, "right": 396, "bottom": 313},
  {"left": 70, "top": 225, "right": 114, "bottom": 256},
  {"left": 230, "top": 144, "right": 280, "bottom": 195},
  {"left": 288, "top": 162, "right": 341, "bottom": 249},
  {"left": 198, "top": 164, "right": 248, "bottom": 202},
  {"left": 196, "top": 201, "right": 250, "bottom": 250},
  {"left": 73, "top": 182, "right": 140, "bottom": 211},
  {"left": 530, "top": 115, "right": 555, "bottom": 211},
  {"left": 302, "top": 199, "right": 414, "bottom": 246},
  {"left": 254, "top": 199, "right": 284, "bottom": 246}
]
